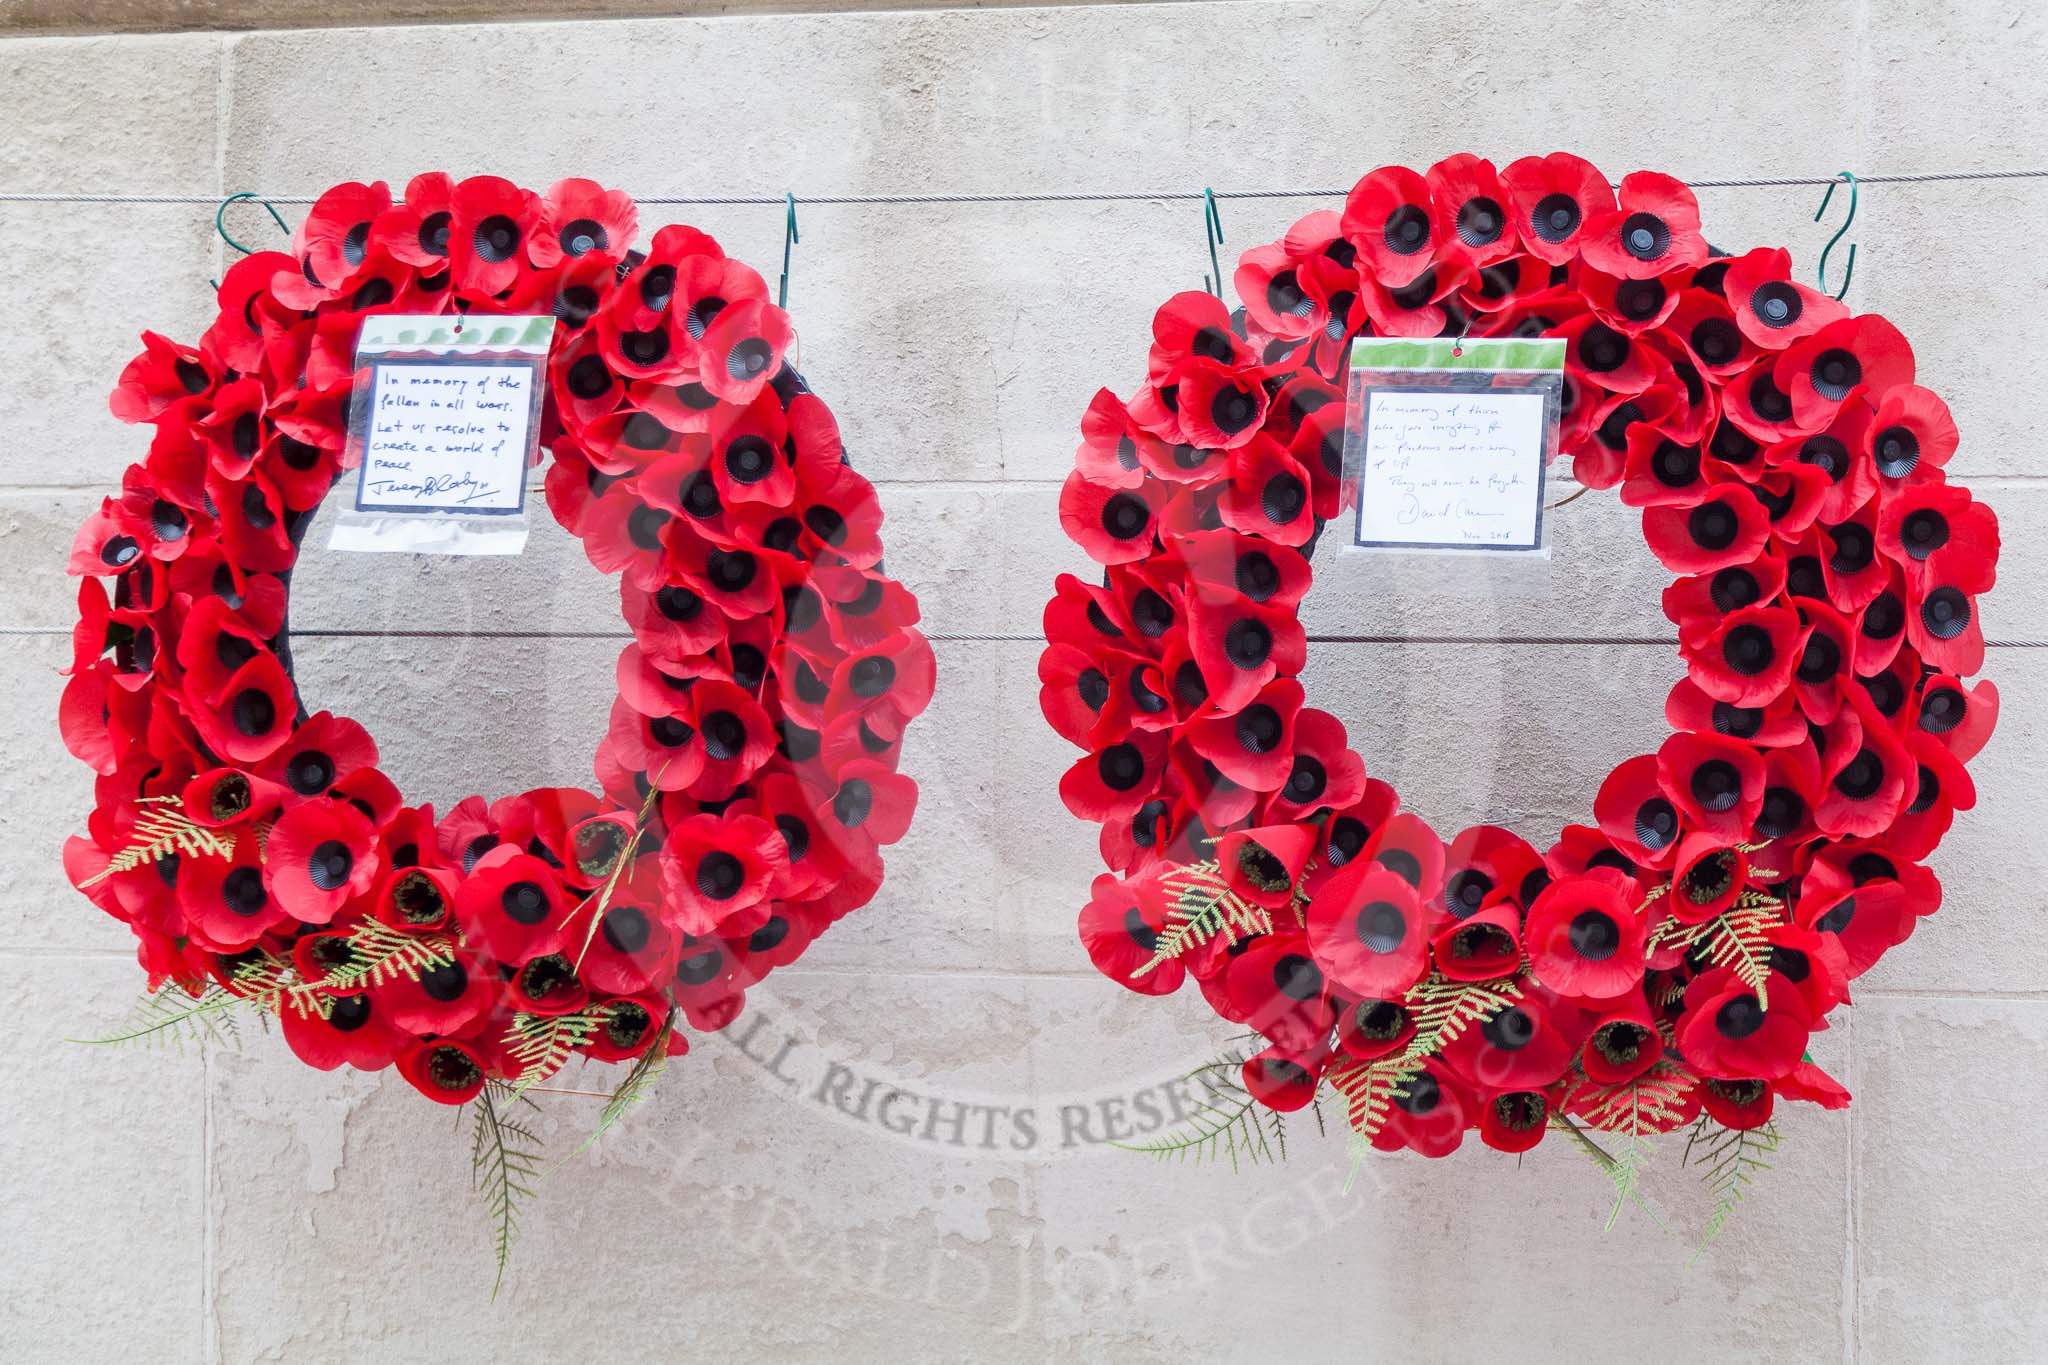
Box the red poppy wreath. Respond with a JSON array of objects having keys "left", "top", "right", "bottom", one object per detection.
[
  {"left": 64, "top": 177, "right": 932, "bottom": 1140},
  {"left": 1042, "top": 154, "right": 1999, "bottom": 1201}
]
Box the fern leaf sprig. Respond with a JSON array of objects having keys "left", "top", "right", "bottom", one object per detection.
[
  {"left": 78, "top": 800, "right": 236, "bottom": 888},
  {"left": 505, "top": 1009, "right": 608, "bottom": 1097},
  {"left": 562, "top": 1008, "right": 676, "bottom": 1164},
  {"left": 68, "top": 984, "right": 244, "bottom": 1051},
  {"left": 470, "top": 1082, "right": 545, "bottom": 1298},
  {"left": 1130, "top": 859, "right": 1274, "bottom": 978},
  {"left": 1689, "top": 1115, "right": 1781, "bottom": 1254},
  {"left": 312, "top": 921, "right": 455, "bottom": 993},
  {"left": 1114, "top": 1049, "right": 1286, "bottom": 1170}
]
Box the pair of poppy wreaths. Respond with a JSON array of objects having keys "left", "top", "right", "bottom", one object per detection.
[{"left": 67, "top": 157, "right": 1997, "bottom": 1168}]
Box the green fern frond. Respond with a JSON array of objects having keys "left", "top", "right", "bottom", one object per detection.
[
  {"left": 505, "top": 1009, "right": 607, "bottom": 1096},
  {"left": 1114, "top": 1050, "right": 1284, "bottom": 1170},
  {"left": 1568, "top": 1063, "right": 1694, "bottom": 1230},
  {"left": 470, "top": 1084, "right": 546, "bottom": 1297},
  {"left": 563, "top": 1009, "right": 676, "bottom": 1163},
  {"left": 1401, "top": 974, "right": 1524, "bottom": 1062},
  {"left": 78, "top": 803, "right": 236, "bottom": 888},
  {"left": 227, "top": 950, "right": 331, "bottom": 1020},
  {"left": 1131, "top": 860, "right": 1274, "bottom": 979},
  {"left": 1689, "top": 1116, "right": 1781, "bottom": 1254},
  {"left": 312, "top": 921, "right": 455, "bottom": 993},
  {"left": 69, "top": 984, "right": 243, "bottom": 1051}
]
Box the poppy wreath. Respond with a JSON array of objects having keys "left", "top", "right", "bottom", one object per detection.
[
  {"left": 1043, "top": 153, "right": 2000, "bottom": 1177},
  {"left": 64, "top": 174, "right": 934, "bottom": 1112}
]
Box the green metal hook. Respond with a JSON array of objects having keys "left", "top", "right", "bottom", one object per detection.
[
  {"left": 1813, "top": 171, "right": 1858, "bottom": 301},
  {"left": 214, "top": 191, "right": 290, "bottom": 258},
  {"left": 1201, "top": 188, "right": 1226, "bottom": 298},
  {"left": 778, "top": 193, "right": 800, "bottom": 309}
]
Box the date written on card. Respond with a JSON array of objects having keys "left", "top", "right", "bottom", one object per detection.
[
  {"left": 355, "top": 361, "right": 534, "bottom": 514},
  {"left": 1353, "top": 388, "right": 1547, "bottom": 551}
]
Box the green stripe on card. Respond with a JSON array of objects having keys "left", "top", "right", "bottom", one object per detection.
[{"left": 1349, "top": 336, "right": 1566, "bottom": 371}]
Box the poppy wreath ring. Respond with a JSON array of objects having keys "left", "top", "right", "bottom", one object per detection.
[
  {"left": 63, "top": 174, "right": 934, "bottom": 1104},
  {"left": 1044, "top": 153, "right": 2000, "bottom": 1157}
]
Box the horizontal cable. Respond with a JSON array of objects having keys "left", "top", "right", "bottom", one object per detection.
[
  {"left": 6, "top": 624, "right": 2045, "bottom": 647},
  {"left": 4, "top": 169, "right": 2048, "bottom": 208}
]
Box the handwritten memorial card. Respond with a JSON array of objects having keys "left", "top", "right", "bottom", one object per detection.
[
  {"left": 330, "top": 315, "right": 554, "bottom": 555},
  {"left": 356, "top": 362, "right": 533, "bottom": 514},
  {"left": 1353, "top": 388, "right": 1548, "bottom": 551}
]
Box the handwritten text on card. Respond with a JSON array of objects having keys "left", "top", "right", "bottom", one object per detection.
[
  {"left": 1355, "top": 389, "right": 1546, "bottom": 549},
  {"left": 358, "top": 362, "right": 533, "bottom": 513}
]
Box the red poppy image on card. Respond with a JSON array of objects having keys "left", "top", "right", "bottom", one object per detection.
[
  {"left": 66, "top": 176, "right": 932, "bottom": 1119},
  {"left": 1041, "top": 154, "right": 2000, "bottom": 1171}
]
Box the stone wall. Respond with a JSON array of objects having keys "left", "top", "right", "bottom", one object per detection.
[{"left": 3, "top": 3, "right": 2044, "bottom": 1360}]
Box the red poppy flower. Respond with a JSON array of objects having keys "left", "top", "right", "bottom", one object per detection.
[
  {"left": 1306, "top": 859, "right": 1428, "bottom": 999},
  {"left": 448, "top": 175, "right": 542, "bottom": 297},
  {"left": 1059, "top": 470, "right": 1165, "bottom": 567},
  {"left": 1643, "top": 486, "right": 1770, "bottom": 575},
  {"left": 1078, "top": 872, "right": 1184, "bottom": 996},
  {"left": 1664, "top": 675, "right": 1806, "bottom": 749},
  {"left": 1699, "top": 1077, "right": 1775, "bottom": 1131},
  {"left": 1334, "top": 995, "right": 1417, "bottom": 1062},
  {"left": 1242, "top": 1044, "right": 1326, "bottom": 1114},
  {"left": 396, "top": 1036, "right": 489, "bottom": 1106},
  {"left": 1776, "top": 313, "right": 1915, "bottom": 430},
  {"left": 696, "top": 299, "right": 792, "bottom": 406},
  {"left": 1594, "top": 753, "right": 1687, "bottom": 870},
  {"left": 659, "top": 812, "right": 787, "bottom": 936},
  {"left": 1059, "top": 728, "right": 1168, "bottom": 823},
  {"left": 111, "top": 330, "right": 216, "bottom": 424},
  {"left": 371, "top": 863, "right": 460, "bottom": 934},
  {"left": 295, "top": 180, "right": 393, "bottom": 298},
  {"left": 1360, "top": 259, "right": 1471, "bottom": 338},
  {"left": 1580, "top": 991, "right": 1666, "bottom": 1085},
  {"left": 373, "top": 171, "right": 455, "bottom": 269},
  {"left": 1214, "top": 823, "right": 1316, "bottom": 910},
  {"left": 1181, "top": 588, "right": 1307, "bottom": 716},
  {"left": 452, "top": 848, "right": 571, "bottom": 966},
  {"left": 1657, "top": 730, "right": 1765, "bottom": 844},
  {"left": 532, "top": 177, "right": 638, "bottom": 268},
  {"left": 1260, "top": 709, "right": 1365, "bottom": 825},
  {"left": 180, "top": 766, "right": 286, "bottom": 830},
  {"left": 602, "top": 696, "right": 707, "bottom": 792},
  {"left": 1906, "top": 575, "right": 1987, "bottom": 677},
  {"left": 176, "top": 840, "right": 293, "bottom": 952},
  {"left": 1425, "top": 153, "right": 1519, "bottom": 268},
  {"left": 1185, "top": 677, "right": 1304, "bottom": 792},
  {"left": 1676, "top": 964, "right": 1813, "bottom": 1081},
  {"left": 1680, "top": 604, "right": 1803, "bottom": 707},
  {"left": 1723, "top": 248, "right": 1849, "bottom": 349},
  {"left": 1777, "top": 1058, "right": 1852, "bottom": 1110},
  {"left": 1525, "top": 871, "right": 1646, "bottom": 1001},
  {"left": 280, "top": 991, "right": 404, "bottom": 1073},
  {"left": 263, "top": 799, "right": 378, "bottom": 926},
  {"left": 575, "top": 896, "right": 680, "bottom": 996},
  {"left": 1149, "top": 290, "right": 1255, "bottom": 378},
  {"left": 186, "top": 652, "right": 297, "bottom": 765},
  {"left": 1866, "top": 384, "right": 1958, "bottom": 483},
  {"left": 1342, "top": 164, "right": 1438, "bottom": 286},
  {"left": 1912, "top": 673, "right": 1998, "bottom": 762},
  {"left": 253, "top": 710, "right": 377, "bottom": 805},
  {"left": 1441, "top": 986, "right": 1585, "bottom": 1090},
  {"left": 200, "top": 250, "right": 295, "bottom": 372},
  {"left": 1223, "top": 935, "right": 1334, "bottom": 1053},
  {"left": 1814, "top": 694, "right": 1915, "bottom": 838},
  {"left": 1214, "top": 437, "right": 1314, "bottom": 545},
  {"left": 1877, "top": 482, "right": 1999, "bottom": 597},
  {"left": 582, "top": 995, "right": 673, "bottom": 1063},
  {"left": 1580, "top": 171, "right": 1706, "bottom": 279},
  {"left": 1368, "top": 1060, "right": 1471, "bottom": 1158},
  {"left": 1499, "top": 151, "right": 1614, "bottom": 266}
]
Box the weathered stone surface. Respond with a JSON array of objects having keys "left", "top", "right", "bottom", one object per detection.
[
  {"left": 0, "top": 954, "right": 206, "bottom": 1360},
  {"left": 1855, "top": 996, "right": 2048, "bottom": 1361}
]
